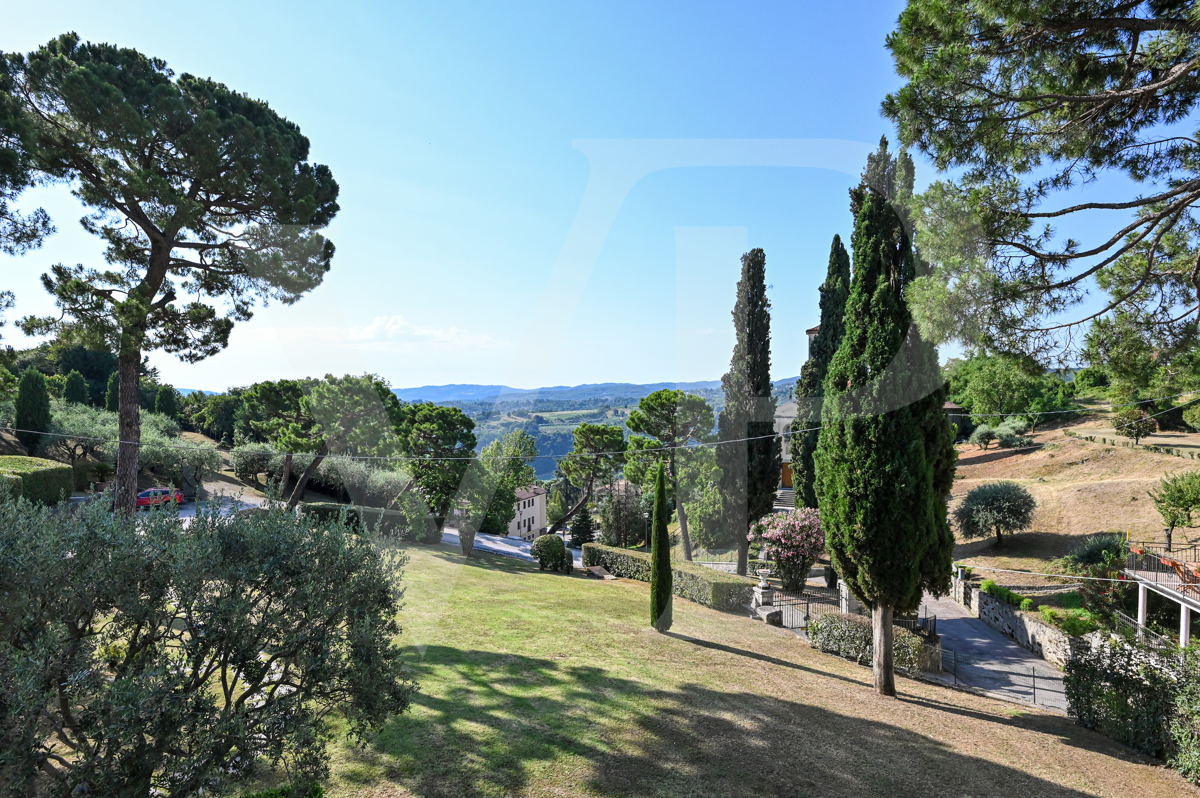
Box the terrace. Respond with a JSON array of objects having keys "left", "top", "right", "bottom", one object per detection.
[{"left": 1123, "top": 541, "right": 1200, "bottom": 647}]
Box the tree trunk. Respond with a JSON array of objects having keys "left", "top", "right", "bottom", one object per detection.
[
  {"left": 1167, "top": 525, "right": 1174, "bottom": 553},
  {"left": 873, "top": 604, "right": 896, "bottom": 697},
  {"left": 668, "top": 454, "right": 693, "bottom": 561},
  {"left": 736, "top": 533, "right": 750, "bottom": 577},
  {"left": 281, "top": 452, "right": 293, "bottom": 494},
  {"left": 547, "top": 481, "right": 591, "bottom": 536},
  {"left": 113, "top": 347, "right": 142, "bottom": 517},
  {"left": 287, "top": 442, "right": 328, "bottom": 510},
  {"left": 995, "top": 525, "right": 1003, "bottom": 546}
]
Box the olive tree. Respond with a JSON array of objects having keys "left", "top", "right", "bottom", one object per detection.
[
  {"left": 0, "top": 496, "right": 415, "bottom": 797},
  {"left": 8, "top": 34, "right": 338, "bottom": 515},
  {"left": 1149, "top": 469, "right": 1200, "bottom": 551},
  {"left": 953, "top": 481, "right": 1037, "bottom": 546}
]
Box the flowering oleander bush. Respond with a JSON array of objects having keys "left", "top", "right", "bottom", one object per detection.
[{"left": 750, "top": 508, "right": 824, "bottom": 592}]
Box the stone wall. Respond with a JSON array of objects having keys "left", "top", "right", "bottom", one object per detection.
[{"left": 951, "top": 577, "right": 1075, "bottom": 668}]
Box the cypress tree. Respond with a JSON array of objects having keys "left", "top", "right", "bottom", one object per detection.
[
  {"left": 62, "top": 370, "right": 89, "bottom": 405},
  {"left": 569, "top": 504, "right": 595, "bottom": 547},
  {"left": 15, "top": 368, "right": 50, "bottom": 454},
  {"left": 105, "top": 371, "right": 119, "bottom": 412},
  {"left": 815, "top": 182, "right": 949, "bottom": 697},
  {"left": 717, "top": 248, "right": 781, "bottom": 576},
  {"left": 791, "top": 235, "right": 851, "bottom": 509},
  {"left": 649, "top": 461, "right": 673, "bottom": 632},
  {"left": 155, "top": 384, "right": 179, "bottom": 419}
]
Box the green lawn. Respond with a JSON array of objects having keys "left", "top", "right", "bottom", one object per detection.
[{"left": 316, "top": 544, "right": 1196, "bottom": 798}]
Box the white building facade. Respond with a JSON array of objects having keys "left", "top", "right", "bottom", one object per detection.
[{"left": 509, "top": 486, "right": 548, "bottom": 540}]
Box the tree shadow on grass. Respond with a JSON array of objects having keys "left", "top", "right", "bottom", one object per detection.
[
  {"left": 953, "top": 531, "right": 1078, "bottom": 562},
  {"left": 355, "top": 645, "right": 1144, "bottom": 798}
]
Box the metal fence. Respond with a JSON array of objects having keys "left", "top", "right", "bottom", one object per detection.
[
  {"left": 1125, "top": 542, "right": 1200, "bottom": 598},
  {"left": 1111, "top": 608, "right": 1180, "bottom": 654},
  {"left": 934, "top": 645, "right": 1066, "bottom": 711}
]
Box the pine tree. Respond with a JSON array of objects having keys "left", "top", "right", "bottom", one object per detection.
[
  {"left": 62, "top": 370, "right": 89, "bottom": 405},
  {"left": 105, "top": 372, "right": 119, "bottom": 412},
  {"left": 649, "top": 461, "right": 673, "bottom": 632},
  {"left": 15, "top": 368, "right": 50, "bottom": 454},
  {"left": 815, "top": 179, "right": 949, "bottom": 696},
  {"left": 717, "top": 248, "right": 781, "bottom": 576},
  {"left": 155, "top": 384, "right": 179, "bottom": 419},
  {"left": 569, "top": 504, "right": 595, "bottom": 547},
  {"left": 791, "top": 235, "right": 850, "bottom": 509}
]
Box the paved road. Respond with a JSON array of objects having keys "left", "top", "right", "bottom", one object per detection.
[
  {"left": 440, "top": 527, "right": 584, "bottom": 567},
  {"left": 920, "top": 592, "right": 1067, "bottom": 713}
]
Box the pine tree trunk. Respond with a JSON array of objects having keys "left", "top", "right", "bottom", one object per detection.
[
  {"left": 548, "top": 481, "right": 591, "bottom": 535},
  {"left": 736, "top": 533, "right": 750, "bottom": 576},
  {"left": 668, "top": 454, "right": 693, "bottom": 561},
  {"left": 287, "top": 442, "right": 328, "bottom": 510},
  {"left": 873, "top": 604, "right": 896, "bottom": 697},
  {"left": 113, "top": 347, "right": 142, "bottom": 517}
]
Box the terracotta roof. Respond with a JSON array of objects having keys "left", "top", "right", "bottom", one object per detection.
[
  {"left": 806, "top": 325, "right": 821, "bottom": 334},
  {"left": 943, "top": 402, "right": 965, "bottom": 411},
  {"left": 515, "top": 486, "right": 548, "bottom": 500}
]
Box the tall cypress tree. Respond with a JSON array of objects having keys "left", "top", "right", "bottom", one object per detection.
[
  {"left": 569, "top": 504, "right": 595, "bottom": 547},
  {"left": 790, "top": 235, "right": 851, "bottom": 509},
  {"left": 105, "top": 372, "right": 119, "bottom": 412},
  {"left": 815, "top": 180, "right": 950, "bottom": 696},
  {"left": 62, "top": 370, "right": 89, "bottom": 405},
  {"left": 15, "top": 368, "right": 50, "bottom": 454},
  {"left": 649, "top": 461, "right": 673, "bottom": 632},
  {"left": 717, "top": 248, "right": 781, "bottom": 576}
]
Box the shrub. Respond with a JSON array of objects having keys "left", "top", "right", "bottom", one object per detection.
[
  {"left": 1113, "top": 407, "right": 1158, "bottom": 445},
  {"left": 979, "top": 579, "right": 1027, "bottom": 607},
  {"left": 953, "top": 482, "right": 1037, "bottom": 545},
  {"left": 1074, "top": 366, "right": 1109, "bottom": 391},
  {"left": 1064, "top": 533, "right": 1126, "bottom": 569},
  {"left": 299, "top": 502, "right": 421, "bottom": 539},
  {"left": 532, "top": 534, "right": 573, "bottom": 573},
  {"left": 750, "top": 508, "right": 824, "bottom": 592},
  {"left": 1020, "top": 598, "right": 1034, "bottom": 611},
  {"left": 0, "top": 455, "right": 74, "bottom": 505},
  {"left": 1059, "top": 613, "right": 1100, "bottom": 637},
  {"left": 0, "top": 496, "right": 415, "bottom": 796},
  {"left": 807, "top": 611, "right": 927, "bottom": 673},
  {"left": 232, "top": 443, "right": 276, "bottom": 484},
  {"left": 1066, "top": 637, "right": 1176, "bottom": 759},
  {"left": 14, "top": 368, "right": 50, "bottom": 454},
  {"left": 968, "top": 424, "right": 996, "bottom": 450},
  {"left": 569, "top": 505, "right": 595, "bottom": 547},
  {"left": 582, "top": 543, "right": 752, "bottom": 610}
]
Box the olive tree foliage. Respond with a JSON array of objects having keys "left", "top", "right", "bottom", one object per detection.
[
  {"left": 1149, "top": 468, "right": 1200, "bottom": 550},
  {"left": 7, "top": 34, "right": 338, "bottom": 515},
  {"left": 953, "top": 481, "right": 1038, "bottom": 545},
  {"left": 1113, "top": 406, "right": 1160, "bottom": 443},
  {"left": 0, "top": 496, "right": 415, "bottom": 798},
  {"left": 884, "top": 2, "right": 1200, "bottom": 357}
]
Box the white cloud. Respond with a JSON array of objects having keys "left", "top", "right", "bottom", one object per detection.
[{"left": 244, "top": 315, "right": 505, "bottom": 352}]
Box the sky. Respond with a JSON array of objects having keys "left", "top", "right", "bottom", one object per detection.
[{"left": 1, "top": 2, "right": 997, "bottom": 391}]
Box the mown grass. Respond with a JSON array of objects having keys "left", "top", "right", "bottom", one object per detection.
[{"left": 314, "top": 544, "right": 1196, "bottom": 798}]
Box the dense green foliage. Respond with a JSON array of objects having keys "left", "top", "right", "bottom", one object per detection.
[
  {"left": 808, "top": 612, "right": 928, "bottom": 674},
  {"left": 1064, "top": 533, "right": 1127, "bottom": 570},
  {"left": 531, "top": 534, "right": 573, "bottom": 573},
  {"left": 953, "top": 482, "right": 1037, "bottom": 545},
  {"left": 649, "top": 462, "right": 673, "bottom": 632},
  {"left": 597, "top": 482, "right": 644, "bottom": 548},
  {"left": 105, "top": 371, "right": 119, "bottom": 412},
  {"left": 551, "top": 423, "right": 626, "bottom": 533},
  {"left": 154, "top": 383, "right": 179, "bottom": 419},
  {"left": 299, "top": 501, "right": 430, "bottom": 540},
  {"left": 581, "top": 543, "right": 753, "bottom": 612},
  {"left": 716, "top": 248, "right": 780, "bottom": 575},
  {"left": 14, "top": 367, "right": 49, "bottom": 453},
  {"left": 790, "top": 235, "right": 850, "bottom": 509},
  {"left": 944, "top": 354, "right": 1076, "bottom": 430},
  {"left": 815, "top": 181, "right": 951, "bottom": 618},
  {"left": 61, "top": 369, "right": 87, "bottom": 404},
  {"left": 0, "top": 455, "right": 73, "bottom": 504},
  {"left": 0, "top": 497, "right": 414, "bottom": 797}
]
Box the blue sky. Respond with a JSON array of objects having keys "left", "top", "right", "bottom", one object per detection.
[{"left": 5, "top": 1, "right": 949, "bottom": 391}]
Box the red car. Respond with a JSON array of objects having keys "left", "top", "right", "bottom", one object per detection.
[{"left": 136, "top": 487, "right": 184, "bottom": 508}]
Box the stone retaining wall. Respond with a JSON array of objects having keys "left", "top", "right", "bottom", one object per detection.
[{"left": 952, "top": 577, "right": 1075, "bottom": 668}]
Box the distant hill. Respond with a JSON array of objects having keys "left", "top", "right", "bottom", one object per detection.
[{"left": 392, "top": 378, "right": 798, "bottom": 405}]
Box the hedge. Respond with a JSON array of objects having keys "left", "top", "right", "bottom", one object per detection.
[
  {"left": 807, "top": 611, "right": 927, "bottom": 674},
  {"left": 980, "top": 579, "right": 1027, "bottom": 608},
  {"left": 0, "top": 456, "right": 74, "bottom": 505},
  {"left": 299, "top": 502, "right": 442, "bottom": 541},
  {"left": 582, "top": 543, "right": 753, "bottom": 611}
]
